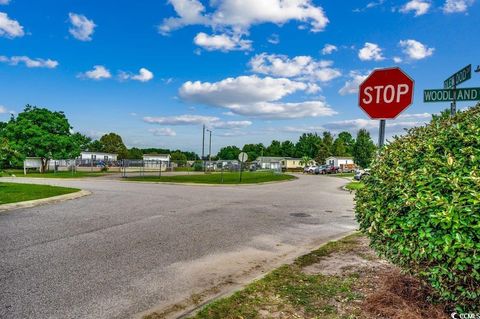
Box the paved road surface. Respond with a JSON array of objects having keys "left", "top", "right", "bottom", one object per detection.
[{"left": 0, "top": 175, "right": 356, "bottom": 319}]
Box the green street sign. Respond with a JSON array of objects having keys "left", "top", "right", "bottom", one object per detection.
[
  {"left": 444, "top": 64, "right": 471, "bottom": 89},
  {"left": 424, "top": 87, "right": 480, "bottom": 103}
]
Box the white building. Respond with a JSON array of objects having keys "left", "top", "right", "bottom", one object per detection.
[
  {"left": 143, "top": 154, "right": 171, "bottom": 171},
  {"left": 80, "top": 151, "right": 118, "bottom": 161},
  {"left": 142, "top": 154, "right": 171, "bottom": 162},
  {"left": 325, "top": 156, "right": 354, "bottom": 167}
]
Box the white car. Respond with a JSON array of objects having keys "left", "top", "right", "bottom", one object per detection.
[{"left": 304, "top": 165, "right": 317, "bottom": 174}]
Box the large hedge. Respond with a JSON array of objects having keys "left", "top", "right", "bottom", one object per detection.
[{"left": 355, "top": 105, "right": 480, "bottom": 311}]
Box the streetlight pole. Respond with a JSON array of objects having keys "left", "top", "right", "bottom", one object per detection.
[
  {"left": 207, "top": 129, "right": 212, "bottom": 162},
  {"left": 202, "top": 124, "right": 205, "bottom": 172}
]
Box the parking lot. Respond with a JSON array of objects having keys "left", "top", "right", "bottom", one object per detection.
[{"left": 0, "top": 174, "right": 356, "bottom": 319}]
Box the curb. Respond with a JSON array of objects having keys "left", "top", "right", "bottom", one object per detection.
[{"left": 0, "top": 190, "right": 91, "bottom": 213}]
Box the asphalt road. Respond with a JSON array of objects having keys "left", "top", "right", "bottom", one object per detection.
[{"left": 0, "top": 174, "right": 357, "bottom": 319}]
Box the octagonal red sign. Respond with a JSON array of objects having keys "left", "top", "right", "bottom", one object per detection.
[{"left": 358, "top": 67, "right": 414, "bottom": 119}]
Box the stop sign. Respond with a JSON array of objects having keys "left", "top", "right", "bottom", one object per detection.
[{"left": 359, "top": 67, "right": 414, "bottom": 119}]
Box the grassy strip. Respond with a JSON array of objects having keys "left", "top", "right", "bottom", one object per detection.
[
  {"left": 1, "top": 169, "right": 109, "bottom": 178},
  {"left": 0, "top": 182, "right": 80, "bottom": 204},
  {"left": 181, "top": 233, "right": 364, "bottom": 319},
  {"left": 329, "top": 172, "right": 355, "bottom": 178},
  {"left": 126, "top": 171, "right": 296, "bottom": 184},
  {"left": 345, "top": 181, "right": 365, "bottom": 191}
]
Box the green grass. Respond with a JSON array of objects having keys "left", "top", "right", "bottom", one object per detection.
[
  {"left": 143, "top": 233, "right": 365, "bottom": 319},
  {"left": 126, "top": 171, "right": 296, "bottom": 184},
  {"left": 345, "top": 181, "right": 365, "bottom": 191},
  {"left": 0, "top": 182, "right": 80, "bottom": 205},
  {"left": 0, "top": 169, "right": 110, "bottom": 178}
]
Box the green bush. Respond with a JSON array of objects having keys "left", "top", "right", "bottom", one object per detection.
[{"left": 355, "top": 106, "right": 480, "bottom": 311}]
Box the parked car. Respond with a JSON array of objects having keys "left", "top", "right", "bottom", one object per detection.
[
  {"left": 324, "top": 165, "right": 340, "bottom": 174},
  {"left": 354, "top": 169, "right": 370, "bottom": 180},
  {"left": 314, "top": 165, "right": 327, "bottom": 174},
  {"left": 303, "top": 165, "right": 315, "bottom": 174}
]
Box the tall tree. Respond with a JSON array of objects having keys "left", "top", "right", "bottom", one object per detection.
[
  {"left": 336, "top": 131, "right": 355, "bottom": 155},
  {"left": 295, "top": 133, "right": 321, "bottom": 158},
  {"left": 280, "top": 140, "right": 296, "bottom": 157},
  {"left": 315, "top": 132, "right": 334, "bottom": 164},
  {"left": 243, "top": 143, "right": 265, "bottom": 161},
  {"left": 128, "top": 147, "right": 143, "bottom": 159},
  {"left": 1, "top": 105, "right": 82, "bottom": 171},
  {"left": 99, "top": 133, "right": 128, "bottom": 159},
  {"left": 217, "top": 145, "right": 241, "bottom": 160},
  {"left": 353, "top": 129, "right": 376, "bottom": 168},
  {"left": 266, "top": 140, "right": 282, "bottom": 156},
  {"left": 171, "top": 151, "right": 187, "bottom": 166}
]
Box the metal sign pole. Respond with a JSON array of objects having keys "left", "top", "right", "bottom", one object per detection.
[
  {"left": 378, "top": 119, "right": 386, "bottom": 148},
  {"left": 451, "top": 77, "right": 457, "bottom": 117}
]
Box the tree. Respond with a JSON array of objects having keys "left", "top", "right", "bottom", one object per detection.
[
  {"left": 171, "top": 151, "right": 187, "bottom": 166},
  {"left": 243, "top": 143, "right": 265, "bottom": 161},
  {"left": 128, "top": 147, "right": 143, "bottom": 159},
  {"left": 295, "top": 133, "right": 321, "bottom": 158},
  {"left": 0, "top": 137, "right": 22, "bottom": 169},
  {"left": 71, "top": 133, "right": 91, "bottom": 152},
  {"left": 332, "top": 139, "right": 347, "bottom": 157},
  {"left": 299, "top": 156, "right": 314, "bottom": 167},
  {"left": 352, "top": 129, "right": 376, "bottom": 168},
  {"left": 87, "top": 140, "right": 104, "bottom": 152},
  {"left": 266, "top": 140, "right": 282, "bottom": 156},
  {"left": 316, "top": 131, "right": 334, "bottom": 164},
  {"left": 336, "top": 131, "right": 355, "bottom": 155},
  {"left": 99, "top": 133, "right": 128, "bottom": 159},
  {"left": 217, "top": 145, "right": 241, "bottom": 160},
  {"left": 280, "top": 140, "right": 296, "bottom": 157},
  {"left": 1, "top": 105, "right": 82, "bottom": 172}
]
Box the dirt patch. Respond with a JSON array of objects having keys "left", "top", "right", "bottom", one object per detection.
[{"left": 302, "top": 252, "right": 388, "bottom": 276}]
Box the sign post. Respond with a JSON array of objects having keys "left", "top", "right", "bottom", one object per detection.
[
  {"left": 359, "top": 67, "right": 415, "bottom": 147},
  {"left": 238, "top": 152, "right": 248, "bottom": 183},
  {"left": 443, "top": 64, "right": 471, "bottom": 116}
]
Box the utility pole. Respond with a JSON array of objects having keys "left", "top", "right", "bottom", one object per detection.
[
  {"left": 207, "top": 129, "right": 212, "bottom": 162},
  {"left": 202, "top": 124, "right": 205, "bottom": 172}
]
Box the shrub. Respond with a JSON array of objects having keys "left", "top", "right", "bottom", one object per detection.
[{"left": 355, "top": 105, "right": 480, "bottom": 311}]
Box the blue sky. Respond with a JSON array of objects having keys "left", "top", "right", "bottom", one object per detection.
[{"left": 1, "top": 0, "right": 479, "bottom": 154}]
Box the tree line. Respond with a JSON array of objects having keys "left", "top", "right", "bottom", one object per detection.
[
  {"left": 0, "top": 105, "right": 378, "bottom": 171},
  {"left": 216, "top": 130, "right": 377, "bottom": 168},
  {"left": 0, "top": 105, "right": 198, "bottom": 171}
]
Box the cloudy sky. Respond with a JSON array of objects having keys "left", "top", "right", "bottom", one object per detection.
[{"left": 0, "top": 0, "right": 479, "bottom": 153}]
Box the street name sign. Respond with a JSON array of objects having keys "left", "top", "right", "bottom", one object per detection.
[
  {"left": 424, "top": 87, "right": 480, "bottom": 103},
  {"left": 444, "top": 64, "right": 471, "bottom": 89},
  {"left": 359, "top": 67, "right": 415, "bottom": 119}
]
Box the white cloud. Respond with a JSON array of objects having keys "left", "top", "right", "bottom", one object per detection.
[
  {"left": 338, "top": 71, "right": 369, "bottom": 95},
  {"left": 0, "top": 0, "right": 10, "bottom": 5},
  {"left": 397, "top": 112, "right": 432, "bottom": 119},
  {"left": 144, "top": 114, "right": 252, "bottom": 130},
  {"left": 399, "top": 39, "right": 434, "bottom": 60},
  {"left": 149, "top": 128, "right": 177, "bottom": 137},
  {"left": 194, "top": 32, "right": 252, "bottom": 51},
  {"left": 0, "top": 12, "right": 24, "bottom": 38},
  {"left": 267, "top": 33, "right": 280, "bottom": 45},
  {"left": 400, "top": 0, "right": 431, "bottom": 16},
  {"left": 78, "top": 65, "right": 111, "bottom": 80},
  {"left": 68, "top": 13, "right": 96, "bottom": 41},
  {"left": 358, "top": 42, "right": 385, "bottom": 61},
  {"left": 443, "top": 0, "right": 475, "bottom": 13},
  {"left": 249, "top": 53, "right": 341, "bottom": 82},
  {"left": 393, "top": 56, "right": 403, "bottom": 63},
  {"left": 0, "top": 55, "right": 59, "bottom": 68},
  {"left": 321, "top": 44, "right": 337, "bottom": 55},
  {"left": 119, "top": 68, "right": 154, "bottom": 82},
  {"left": 179, "top": 75, "right": 336, "bottom": 119},
  {"left": 159, "top": 0, "right": 329, "bottom": 35},
  {"left": 324, "top": 118, "right": 425, "bottom": 132},
  {"left": 0, "top": 105, "right": 8, "bottom": 113}
]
